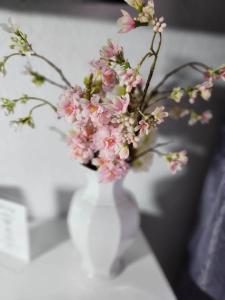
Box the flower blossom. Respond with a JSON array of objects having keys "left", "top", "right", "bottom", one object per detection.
[
  {"left": 58, "top": 86, "right": 83, "bottom": 122},
  {"left": 68, "top": 131, "right": 94, "bottom": 164},
  {"left": 0, "top": 17, "right": 18, "bottom": 33},
  {"left": 92, "top": 126, "right": 121, "bottom": 154},
  {"left": 137, "top": 0, "right": 155, "bottom": 23},
  {"left": 197, "top": 79, "right": 213, "bottom": 101},
  {"left": 152, "top": 17, "right": 167, "bottom": 33},
  {"left": 97, "top": 159, "right": 129, "bottom": 182},
  {"left": 169, "top": 87, "right": 184, "bottom": 103},
  {"left": 206, "top": 65, "right": 225, "bottom": 82},
  {"left": 218, "top": 65, "right": 225, "bottom": 81},
  {"left": 188, "top": 110, "right": 213, "bottom": 126},
  {"left": 108, "top": 94, "right": 130, "bottom": 114},
  {"left": 164, "top": 151, "right": 188, "bottom": 174},
  {"left": 83, "top": 96, "right": 111, "bottom": 126},
  {"left": 135, "top": 119, "right": 150, "bottom": 136},
  {"left": 102, "top": 66, "right": 117, "bottom": 91},
  {"left": 188, "top": 79, "right": 213, "bottom": 104},
  {"left": 201, "top": 110, "right": 213, "bottom": 124},
  {"left": 117, "top": 10, "right": 136, "bottom": 33},
  {"left": 90, "top": 59, "right": 107, "bottom": 71},
  {"left": 118, "top": 68, "right": 143, "bottom": 92},
  {"left": 100, "top": 39, "right": 123, "bottom": 61},
  {"left": 188, "top": 89, "right": 198, "bottom": 104},
  {"left": 151, "top": 106, "right": 168, "bottom": 124},
  {"left": 124, "top": 0, "right": 143, "bottom": 10}
]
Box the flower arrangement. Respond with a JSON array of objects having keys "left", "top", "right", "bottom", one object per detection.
[{"left": 0, "top": 0, "right": 225, "bottom": 182}]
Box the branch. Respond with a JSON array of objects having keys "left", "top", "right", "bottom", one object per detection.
[
  {"left": 44, "top": 77, "right": 67, "bottom": 89},
  {"left": 26, "top": 67, "right": 67, "bottom": 90},
  {"left": 2, "top": 52, "right": 72, "bottom": 89},
  {"left": 138, "top": 51, "right": 153, "bottom": 68},
  {"left": 31, "top": 53, "right": 72, "bottom": 88},
  {"left": 12, "top": 96, "right": 57, "bottom": 112},
  {"left": 140, "top": 32, "right": 162, "bottom": 111},
  {"left": 130, "top": 141, "right": 171, "bottom": 162},
  {"left": 29, "top": 103, "right": 47, "bottom": 114},
  {"left": 149, "top": 61, "right": 211, "bottom": 97}
]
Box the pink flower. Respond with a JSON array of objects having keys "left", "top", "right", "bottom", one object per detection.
[
  {"left": 109, "top": 94, "right": 130, "bottom": 114},
  {"left": 197, "top": 79, "right": 213, "bottom": 101},
  {"left": 89, "top": 59, "right": 107, "bottom": 72},
  {"left": 164, "top": 151, "right": 188, "bottom": 174},
  {"left": 201, "top": 110, "right": 213, "bottom": 124},
  {"left": 135, "top": 119, "right": 150, "bottom": 136},
  {"left": 151, "top": 106, "right": 168, "bottom": 124},
  {"left": 218, "top": 65, "right": 225, "bottom": 81},
  {"left": 68, "top": 132, "right": 93, "bottom": 164},
  {"left": 71, "top": 146, "right": 93, "bottom": 164},
  {"left": 92, "top": 127, "right": 111, "bottom": 150},
  {"left": 92, "top": 126, "right": 127, "bottom": 162},
  {"left": 82, "top": 96, "right": 111, "bottom": 126},
  {"left": 188, "top": 90, "right": 198, "bottom": 104},
  {"left": 118, "top": 68, "right": 143, "bottom": 92},
  {"left": 188, "top": 110, "right": 213, "bottom": 126},
  {"left": 58, "top": 98, "right": 77, "bottom": 120},
  {"left": 117, "top": 10, "right": 136, "bottom": 33},
  {"left": 93, "top": 126, "right": 121, "bottom": 151},
  {"left": 58, "top": 86, "right": 83, "bottom": 122},
  {"left": 98, "top": 160, "right": 129, "bottom": 182},
  {"left": 85, "top": 97, "right": 103, "bottom": 115},
  {"left": 117, "top": 145, "right": 129, "bottom": 160},
  {"left": 100, "top": 39, "right": 123, "bottom": 60},
  {"left": 188, "top": 80, "right": 213, "bottom": 104},
  {"left": 102, "top": 67, "right": 117, "bottom": 90}
]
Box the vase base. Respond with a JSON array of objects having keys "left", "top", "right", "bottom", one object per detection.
[{"left": 82, "top": 259, "right": 124, "bottom": 280}]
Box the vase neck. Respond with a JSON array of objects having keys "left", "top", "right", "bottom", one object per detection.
[{"left": 84, "top": 169, "right": 123, "bottom": 206}]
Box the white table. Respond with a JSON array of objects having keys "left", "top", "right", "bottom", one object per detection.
[{"left": 0, "top": 219, "right": 176, "bottom": 300}]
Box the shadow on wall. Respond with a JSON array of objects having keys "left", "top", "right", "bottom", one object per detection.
[
  {"left": 55, "top": 187, "right": 74, "bottom": 218},
  {"left": 141, "top": 84, "right": 225, "bottom": 286},
  {"left": 0, "top": 0, "right": 224, "bottom": 33}
]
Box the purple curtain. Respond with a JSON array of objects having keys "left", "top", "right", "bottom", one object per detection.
[{"left": 178, "top": 126, "right": 225, "bottom": 300}]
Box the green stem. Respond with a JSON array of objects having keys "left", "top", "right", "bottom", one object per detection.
[
  {"left": 4, "top": 52, "right": 24, "bottom": 63},
  {"left": 31, "top": 53, "right": 72, "bottom": 88},
  {"left": 29, "top": 103, "right": 47, "bottom": 114},
  {"left": 14, "top": 96, "right": 57, "bottom": 112}
]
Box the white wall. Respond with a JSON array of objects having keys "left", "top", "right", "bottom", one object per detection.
[{"left": 0, "top": 2, "right": 225, "bottom": 283}]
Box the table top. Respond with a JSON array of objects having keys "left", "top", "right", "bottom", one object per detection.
[{"left": 0, "top": 219, "right": 176, "bottom": 300}]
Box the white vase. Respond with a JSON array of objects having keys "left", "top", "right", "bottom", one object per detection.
[{"left": 67, "top": 167, "right": 140, "bottom": 278}]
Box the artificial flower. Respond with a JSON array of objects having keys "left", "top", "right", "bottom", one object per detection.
[{"left": 117, "top": 10, "right": 136, "bottom": 33}]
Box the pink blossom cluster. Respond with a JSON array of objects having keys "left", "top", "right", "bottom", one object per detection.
[
  {"left": 188, "top": 110, "right": 213, "bottom": 126},
  {"left": 206, "top": 65, "right": 225, "bottom": 82},
  {"left": 58, "top": 40, "right": 168, "bottom": 182},
  {"left": 188, "top": 79, "right": 213, "bottom": 104},
  {"left": 57, "top": 38, "right": 170, "bottom": 182},
  {"left": 58, "top": 89, "right": 131, "bottom": 182},
  {"left": 117, "top": 0, "right": 164, "bottom": 34},
  {"left": 164, "top": 151, "right": 188, "bottom": 174}
]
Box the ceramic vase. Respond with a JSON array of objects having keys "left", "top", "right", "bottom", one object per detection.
[{"left": 67, "top": 167, "right": 140, "bottom": 278}]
